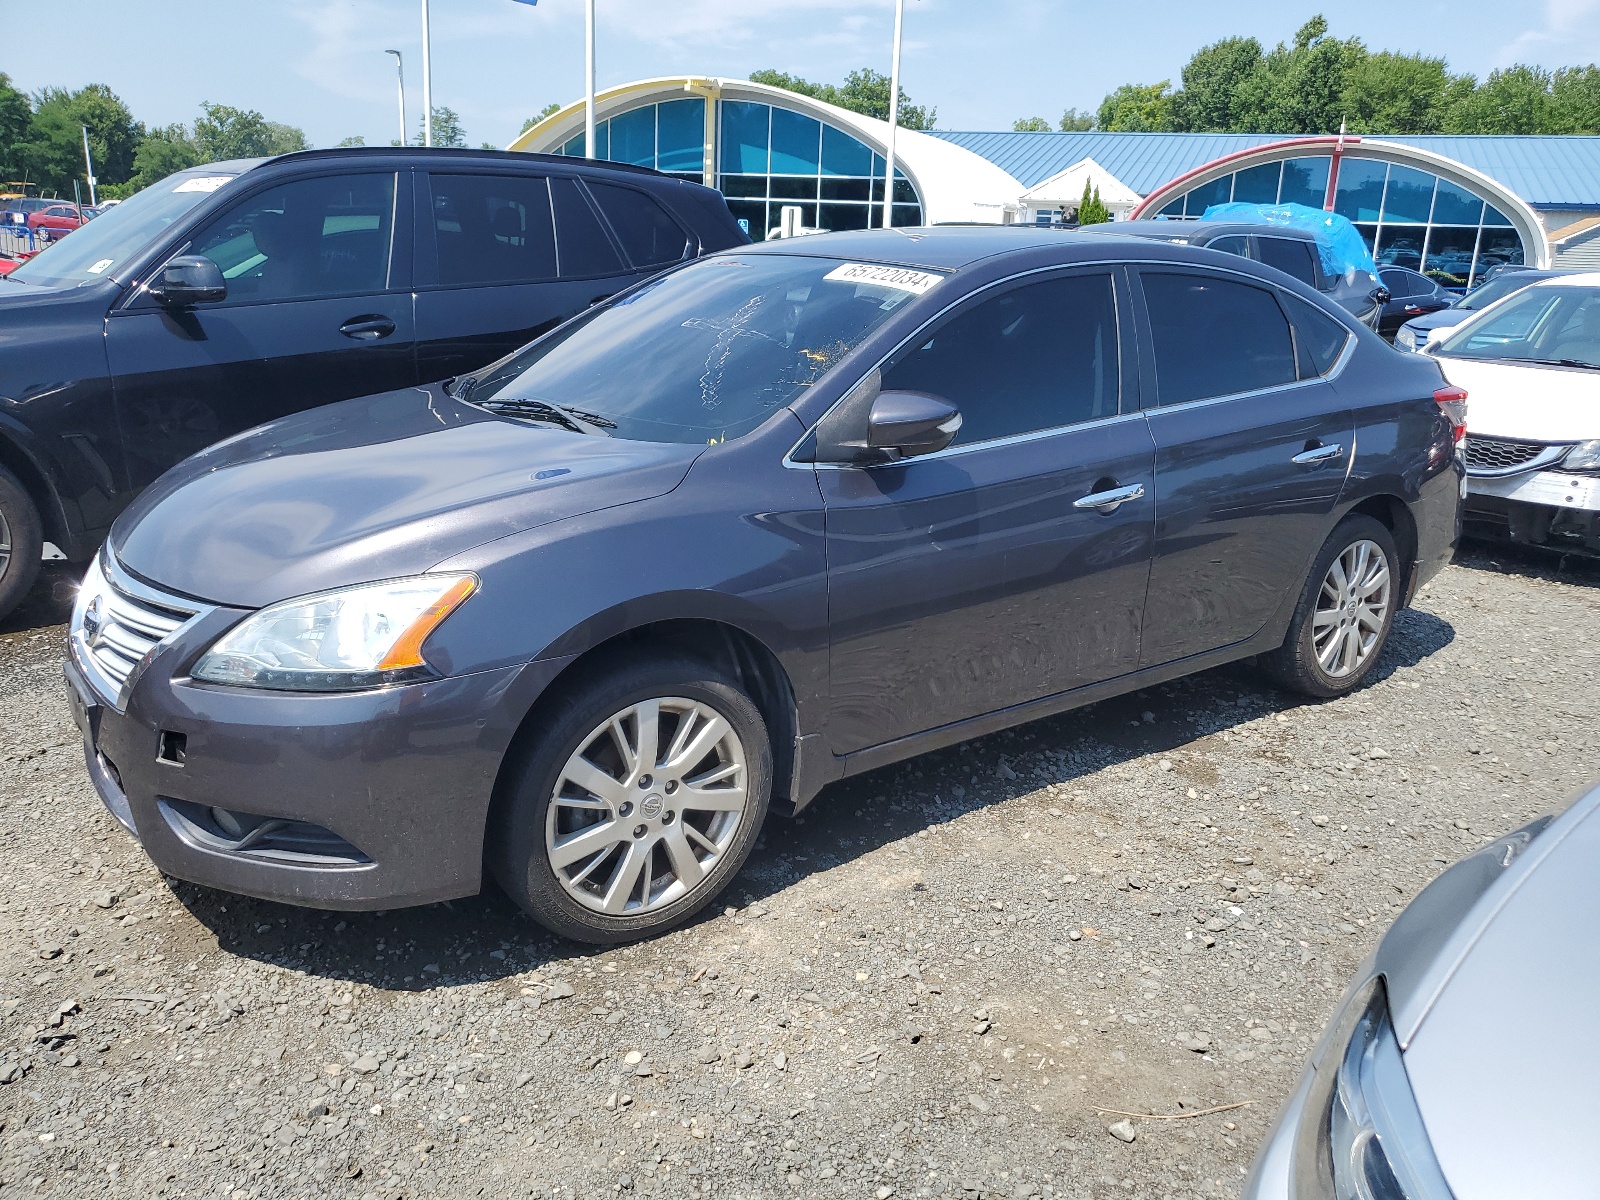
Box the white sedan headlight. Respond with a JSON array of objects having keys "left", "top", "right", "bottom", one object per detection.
[
  {"left": 192, "top": 574, "right": 477, "bottom": 692},
  {"left": 1292, "top": 979, "right": 1453, "bottom": 1200},
  {"left": 1563, "top": 439, "right": 1600, "bottom": 472}
]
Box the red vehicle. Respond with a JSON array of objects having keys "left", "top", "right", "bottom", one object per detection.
[{"left": 27, "top": 203, "right": 88, "bottom": 241}]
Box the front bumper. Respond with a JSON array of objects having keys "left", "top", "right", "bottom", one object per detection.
[
  {"left": 1468, "top": 468, "right": 1600, "bottom": 513},
  {"left": 1465, "top": 469, "right": 1600, "bottom": 553},
  {"left": 65, "top": 634, "right": 561, "bottom": 911}
]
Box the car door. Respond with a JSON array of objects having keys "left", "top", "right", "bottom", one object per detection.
[
  {"left": 1134, "top": 268, "right": 1355, "bottom": 667},
  {"left": 817, "top": 268, "right": 1156, "bottom": 754},
  {"left": 413, "top": 171, "right": 634, "bottom": 384},
  {"left": 104, "top": 169, "right": 415, "bottom": 491}
]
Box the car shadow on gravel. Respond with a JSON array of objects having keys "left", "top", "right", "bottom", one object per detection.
[
  {"left": 164, "top": 604, "right": 1455, "bottom": 992},
  {"left": 1456, "top": 537, "right": 1600, "bottom": 588},
  {"left": 0, "top": 564, "right": 80, "bottom": 636}
]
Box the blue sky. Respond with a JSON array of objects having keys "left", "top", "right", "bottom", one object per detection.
[{"left": 10, "top": 0, "right": 1600, "bottom": 149}]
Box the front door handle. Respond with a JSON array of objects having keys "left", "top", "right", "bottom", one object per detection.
[
  {"left": 1292, "top": 443, "right": 1344, "bottom": 465},
  {"left": 1074, "top": 482, "right": 1145, "bottom": 512},
  {"left": 339, "top": 314, "right": 397, "bottom": 341}
]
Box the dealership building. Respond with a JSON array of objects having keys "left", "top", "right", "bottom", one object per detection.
[{"left": 510, "top": 75, "right": 1600, "bottom": 289}]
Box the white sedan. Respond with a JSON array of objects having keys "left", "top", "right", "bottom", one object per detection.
[{"left": 1428, "top": 274, "right": 1600, "bottom": 551}]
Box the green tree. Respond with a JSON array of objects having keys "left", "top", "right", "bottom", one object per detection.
[
  {"left": 1443, "top": 65, "right": 1555, "bottom": 133},
  {"left": 1342, "top": 51, "right": 1455, "bottom": 134},
  {"left": 1076, "top": 179, "right": 1110, "bottom": 225},
  {"left": 1012, "top": 116, "right": 1051, "bottom": 132},
  {"left": 264, "top": 121, "right": 309, "bottom": 154},
  {"left": 749, "top": 68, "right": 935, "bottom": 129},
  {"left": 1173, "top": 36, "right": 1263, "bottom": 131},
  {"left": 0, "top": 73, "right": 35, "bottom": 183},
  {"left": 1551, "top": 66, "right": 1600, "bottom": 133},
  {"left": 1058, "top": 108, "right": 1095, "bottom": 131},
  {"left": 336, "top": 135, "right": 366, "bottom": 147},
  {"left": 1247, "top": 16, "right": 1366, "bottom": 135},
  {"left": 523, "top": 102, "right": 562, "bottom": 132},
  {"left": 420, "top": 105, "right": 466, "bottom": 147},
  {"left": 19, "top": 84, "right": 142, "bottom": 194},
  {"left": 193, "top": 102, "right": 308, "bottom": 159},
  {"left": 1096, "top": 82, "right": 1176, "bottom": 132},
  {"left": 127, "top": 124, "right": 200, "bottom": 190}
]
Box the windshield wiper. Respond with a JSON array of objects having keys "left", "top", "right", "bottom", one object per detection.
[
  {"left": 1522, "top": 357, "right": 1600, "bottom": 370},
  {"left": 474, "top": 397, "right": 615, "bottom": 434}
]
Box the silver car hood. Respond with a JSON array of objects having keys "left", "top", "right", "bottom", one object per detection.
[{"left": 1397, "top": 789, "right": 1600, "bottom": 1200}]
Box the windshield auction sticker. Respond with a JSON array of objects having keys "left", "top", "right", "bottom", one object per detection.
[
  {"left": 824, "top": 263, "right": 943, "bottom": 295},
  {"left": 173, "top": 176, "right": 235, "bottom": 194}
]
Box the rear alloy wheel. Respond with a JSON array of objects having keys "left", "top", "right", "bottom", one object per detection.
[
  {"left": 1261, "top": 515, "right": 1400, "bottom": 699},
  {"left": 492, "top": 656, "right": 770, "bottom": 943}
]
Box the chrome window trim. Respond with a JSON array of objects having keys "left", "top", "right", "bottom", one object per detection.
[{"left": 782, "top": 256, "right": 1355, "bottom": 470}]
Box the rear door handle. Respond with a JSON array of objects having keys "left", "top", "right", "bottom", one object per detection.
[
  {"left": 339, "top": 314, "right": 397, "bottom": 341},
  {"left": 1292, "top": 443, "right": 1344, "bottom": 465},
  {"left": 1074, "top": 482, "right": 1145, "bottom": 511}
]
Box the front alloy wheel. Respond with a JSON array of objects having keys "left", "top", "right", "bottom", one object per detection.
[
  {"left": 547, "top": 698, "right": 749, "bottom": 916},
  {"left": 1311, "top": 539, "right": 1392, "bottom": 678}
]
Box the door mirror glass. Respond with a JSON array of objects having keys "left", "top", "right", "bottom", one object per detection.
[
  {"left": 150, "top": 255, "right": 227, "bottom": 306},
  {"left": 865, "top": 390, "right": 961, "bottom": 458}
]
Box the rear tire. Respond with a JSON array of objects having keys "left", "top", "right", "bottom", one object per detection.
[
  {"left": 1260, "top": 515, "right": 1399, "bottom": 699},
  {"left": 0, "top": 465, "right": 43, "bottom": 625},
  {"left": 489, "top": 653, "right": 771, "bottom": 944}
]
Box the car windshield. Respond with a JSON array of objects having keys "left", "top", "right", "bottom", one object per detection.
[
  {"left": 464, "top": 254, "right": 938, "bottom": 443},
  {"left": 1436, "top": 284, "right": 1600, "bottom": 367},
  {"left": 1456, "top": 274, "right": 1542, "bottom": 311},
  {"left": 8, "top": 170, "right": 236, "bottom": 287}
]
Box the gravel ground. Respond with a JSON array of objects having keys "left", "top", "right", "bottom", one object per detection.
[{"left": 1, "top": 545, "right": 1597, "bottom": 1200}]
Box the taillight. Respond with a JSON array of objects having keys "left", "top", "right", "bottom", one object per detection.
[{"left": 1434, "top": 385, "right": 1467, "bottom": 444}]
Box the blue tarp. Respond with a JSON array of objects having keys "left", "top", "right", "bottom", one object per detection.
[{"left": 1199, "top": 201, "right": 1378, "bottom": 280}]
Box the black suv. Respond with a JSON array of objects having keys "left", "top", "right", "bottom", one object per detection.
[{"left": 0, "top": 148, "right": 748, "bottom": 619}]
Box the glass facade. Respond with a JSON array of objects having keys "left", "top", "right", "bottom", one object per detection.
[
  {"left": 1155, "top": 154, "right": 1523, "bottom": 289},
  {"left": 555, "top": 96, "right": 923, "bottom": 242}
]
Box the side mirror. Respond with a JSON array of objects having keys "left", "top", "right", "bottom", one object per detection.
[
  {"left": 865, "top": 390, "right": 962, "bottom": 459},
  {"left": 1371, "top": 286, "right": 1392, "bottom": 305},
  {"left": 149, "top": 255, "right": 226, "bottom": 306}
]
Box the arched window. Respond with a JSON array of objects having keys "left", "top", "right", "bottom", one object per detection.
[
  {"left": 557, "top": 98, "right": 707, "bottom": 183},
  {"left": 1154, "top": 155, "right": 1522, "bottom": 290}
]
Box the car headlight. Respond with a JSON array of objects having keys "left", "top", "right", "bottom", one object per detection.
[
  {"left": 1397, "top": 327, "right": 1416, "bottom": 350},
  {"left": 1563, "top": 439, "right": 1600, "bottom": 472},
  {"left": 192, "top": 574, "right": 477, "bottom": 692},
  {"left": 1291, "top": 978, "right": 1454, "bottom": 1200}
]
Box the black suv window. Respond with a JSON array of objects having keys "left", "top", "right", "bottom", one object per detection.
[
  {"left": 1256, "top": 236, "right": 1318, "bottom": 287},
  {"left": 587, "top": 182, "right": 691, "bottom": 269},
  {"left": 1281, "top": 293, "right": 1352, "bottom": 377},
  {"left": 428, "top": 173, "right": 556, "bottom": 286},
  {"left": 188, "top": 173, "right": 395, "bottom": 302},
  {"left": 884, "top": 272, "right": 1119, "bottom": 446},
  {"left": 550, "top": 178, "right": 624, "bottom": 278},
  {"left": 1141, "top": 272, "right": 1296, "bottom": 405}
]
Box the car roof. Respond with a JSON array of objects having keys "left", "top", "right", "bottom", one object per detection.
[
  {"left": 1087, "top": 220, "right": 1320, "bottom": 244},
  {"left": 1526, "top": 272, "right": 1600, "bottom": 288},
  {"left": 731, "top": 225, "right": 1303, "bottom": 274}
]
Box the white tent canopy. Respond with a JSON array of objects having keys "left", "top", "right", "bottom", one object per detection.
[{"left": 1018, "top": 157, "right": 1141, "bottom": 221}]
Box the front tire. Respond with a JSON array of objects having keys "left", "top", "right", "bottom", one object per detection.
[
  {"left": 0, "top": 465, "right": 43, "bottom": 625},
  {"left": 489, "top": 654, "right": 771, "bottom": 944},
  {"left": 1261, "top": 515, "right": 1399, "bottom": 699}
]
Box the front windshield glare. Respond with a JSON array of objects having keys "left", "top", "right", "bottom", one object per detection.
[
  {"left": 1457, "top": 275, "right": 1528, "bottom": 311},
  {"left": 1436, "top": 285, "right": 1600, "bottom": 367},
  {"left": 10, "top": 170, "right": 235, "bottom": 287},
  {"left": 468, "top": 255, "right": 937, "bottom": 443}
]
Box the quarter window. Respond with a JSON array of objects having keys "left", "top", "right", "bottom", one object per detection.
[
  {"left": 884, "top": 273, "right": 1119, "bottom": 446},
  {"left": 428, "top": 174, "right": 557, "bottom": 286},
  {"left": 1141, "top": 272, "right": 1297, "bottom": 405},
  {"left": 188, "top": 173, "right": 395, "bottom": 301},
  {"left": 587, "top": 183, "right": 690, "bottom": 269},
  {"left": 1280, "top": 294, "right": 1352, "bottom": 378}
]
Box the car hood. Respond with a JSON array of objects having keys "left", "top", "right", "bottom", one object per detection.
[
  {"left": 1434, "top": 356, "right": 1600, "bottom": 442},
  {"left": 1403, "top": 308, "right": 1469, "bottom": 335},
  {"left": 1401, "top": 796, "right": 1600, "bottom": 1200},
  {"left": 110, "top": 384, "right": 705, "bottom": 607}
]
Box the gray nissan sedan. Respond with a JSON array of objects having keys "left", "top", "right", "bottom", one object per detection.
[
  {"left": 1243, "top": 780, "right": 1600, "bottom": 1200},
  {"left": 66, "top": 227, "right": 1464, "bottom": 943}
]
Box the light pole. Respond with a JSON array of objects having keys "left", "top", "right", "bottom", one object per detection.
[
  {"left": 385, "top": 50, "right": 406, "bottom": 147},
  {"left": 81, "top": 125, "right": 97, "bottom": 207},
  {"left": 882, "top": 0, "right": 905, "bottom": 229},
  {"left": 585, "top": 0, "right": 596, "bottom": 158},
  {"left": 420, "top": 0, "right": 433, "bottom": 147}
]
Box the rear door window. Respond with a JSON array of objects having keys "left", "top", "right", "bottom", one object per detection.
[
  {"left": 1256, "top": 236, "right": 1318, "bottom": 287},
  {"left": 1140, "top": 271, "right": 1297, "bottom": 405},
  {"left": 550, "top": 178, "right": 625, "bottom": 279},
  {"left": 587, "top": 182, "right": 692, "bottom": 269},
  {"left": 426, "top": 173, "right": 556, "bottom": 286},
  {"left": 1380, "top": 267, "right": 1423, "bottom": 297}
]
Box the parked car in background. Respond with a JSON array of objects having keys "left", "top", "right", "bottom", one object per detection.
[
  {"left": 26, "top": 202, "right": 88, "bottom": 241},
  {"left": 1428, "top": 274, "right": 1600, "bottom": 553},
  {"left": 1397, "top": 267, "right": 1579, "bottom": 352},
  {"left": 68, "top": 227, "right": 1464, "bottom": 942},
  {"left": 1243, "top": 779, "right": 1600, "bottom": 1200},
  {"left": 1089, "top": 219, "right": 1388, "bottom": 330},
  {"left": 1375, "top": 265, "right": 1453, "bottom": 341},
  {"left": 0, "top": 147, "right": 748, "bottom": 621}
]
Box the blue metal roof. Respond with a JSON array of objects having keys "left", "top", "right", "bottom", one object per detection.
[{"left": 930, "top": 131, "right": 1600, "bottom": 209}]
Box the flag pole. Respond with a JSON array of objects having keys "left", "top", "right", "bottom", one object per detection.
[
  {"left": 420, "top": 0, "right": 433, "bottom": 147},
  {"left": 585, "top": 0, "right": 597, "bottom": 158},
  {"left": 882, "top": 0, "right": 904, "bottom": 229},
  {"left": 81, "top": 125, "right": 97, "bottom": 207}
]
